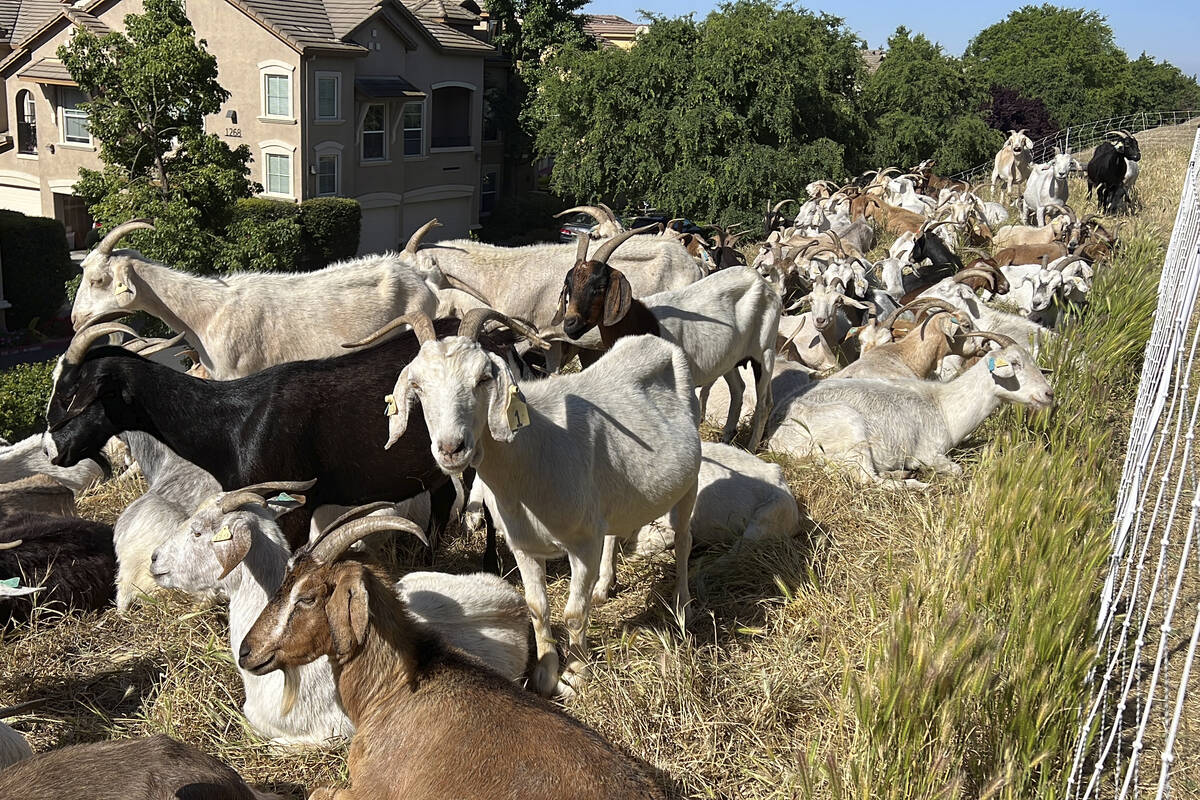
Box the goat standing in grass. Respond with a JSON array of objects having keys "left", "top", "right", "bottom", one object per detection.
[{"left": 239, "top": 512, "right": 667, "bottom": 800}]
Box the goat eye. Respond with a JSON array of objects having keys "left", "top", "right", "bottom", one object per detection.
[
  {"left": 297, "top": 595, "right": 316, "bottom": 607},
  {"left": 476, "top": 373, "right": 492, "bottom": 387}
]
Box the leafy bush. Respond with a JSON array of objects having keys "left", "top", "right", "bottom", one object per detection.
[
  {"left": 0, "top": 360, "right": 56, "bottom": 441},
  {"left": 0, "top": 210, "right": 74, "bottom": 330},
  {"left": 299, "top": 198, "right": 361, "bottom": 268},
  {"left": 215, "top": 197, "right": 302, "bottom": 273}
]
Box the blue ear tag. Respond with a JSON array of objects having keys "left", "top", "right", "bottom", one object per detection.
[
  {"left": 272, "top": 492, "right": 297, "bottom": 504},
  {"left": 988, "top": 357, "right": 996, "bottom": 372},
  {"left": 0, "top": 577, "right": 18, "bottom": 589}
]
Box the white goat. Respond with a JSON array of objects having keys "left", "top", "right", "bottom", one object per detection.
[
  {"left": 378, "top": 311, "right": 701, "bottom": 697},
  {"left": 1021, "top": 150, "right": 1080, "bottom": 226},
  {"left": 0, "top": 434, "right": 107, "bottom": 491},
  {"left": 151, "top": 487, "right": 530, "bottom": 746},
  {"left": 923, "top": 280, "right": 1053, "bottom": 354},
  {"left": 702, "top": 358, "right": 815, "bottom": 428},
  {"left": 0, "top": 705, "right": 33, "bottom": 769},
  {"left": 768, "top": 332, "right": 1054, "bottom": 487},
  {"left": 991, "top": 129, "right": 1035, "bottom": 195},
  {"left": 71, "top": 220, "right": 439, "bottom": 379}
]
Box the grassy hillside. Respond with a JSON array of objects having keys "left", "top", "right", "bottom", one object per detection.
[{"left": 0, "top": 140, "right": 1190, "bottom": 798}]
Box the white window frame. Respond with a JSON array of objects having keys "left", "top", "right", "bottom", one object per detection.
[
  {"left": 315, "top": 71, "right": 341, "bottom": 122},
  {"left": 314, "top": 141, "right": 343, "bottom": 197},
  {"left": 258, "top": 60, "right": 296, "bottom": 122},
  {"left": 401, "top": 100, "right": 424, "bottom": 158},
  {"left": 359, "top": 102, "right": 388, "bottom": 163},
  {"left": 58, "top": 87, "right": 92, "bottom": 147},
  {"left": 259, "top": 140, "right": 296, "bottom": 199}
]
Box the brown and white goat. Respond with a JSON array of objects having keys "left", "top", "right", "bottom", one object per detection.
[
  {"left": 833, "top": 298, "right": 983, "bottom": 380},
  {"left": 239, "top": 513, "right": 666, "bottom": 800}
]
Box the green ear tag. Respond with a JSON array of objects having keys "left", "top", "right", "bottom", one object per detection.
[
  {"left": 384, "top": 394, "right": 398, "bottom": 417},
  {"left": 272, "top": 492, "right": 296, "bottom": 504},
  {"left": 212, "top": 525, "right": 233, "bottom": 543},
  {"left": 0, "top": 577, "right": 18, "bottom": 589},
  {"left": 505, "top": 385, "right": 530, "bottom": 431}
]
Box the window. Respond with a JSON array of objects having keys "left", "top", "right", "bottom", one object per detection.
[
  {"left": 265, "top": 74, "right": 290, "bottom": 117},
  {"left": 402, "top": 102, "right": 423, "bottom": 156},
  {"left": 362, "top": 103, "right": 386, "bottom": 161},
  {"left": 266, "top": 152, "right": 290, "bottom": 195},
  {"left": 317, "top": 153, "right": 338, "bottom": 196},
  {"left": 16, "top": 89, "right": 36, "bottom": 155},
  {"left": 480, "top": 169, "right": 497, "bottom": 215},
  {"left": 431, "top": 85, "right": 471, "bottom": 149},
  {"left": 60, "top": 88, "right": 89, "bottom": 144},
  {"left": 482, "top": 87, "right": 500, "bottom": 142},
  {"left": 316, "top": 73, "right": 339, "bottom": 120}
]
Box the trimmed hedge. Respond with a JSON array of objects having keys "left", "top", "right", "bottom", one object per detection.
[
  {"left": 0, "top": 210, "right": 74, "bottom": 329},
  {"left": 214, "top": 197, "right": 360, "bottom": 273},
  {"left": 300, "top": 197, "right": 361, "bottom": 269},
  {"left": 0, "top": 359, "right": 55, "bottom": 441}
]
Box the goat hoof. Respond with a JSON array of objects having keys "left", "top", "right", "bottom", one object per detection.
[
  {"left": 590, "top": 582, "right": 613, "bottom": 606},
  {"left": 560, "top": 660, "right": 589, "bottom": 696},
  {"left": 531, "top": 657, "right": 561, "bottom": 697}
]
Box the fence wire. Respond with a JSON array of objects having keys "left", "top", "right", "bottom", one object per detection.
[
  {"left": 1066, "top": 125, "right": 1200, "bottom": 800},
  {"left": 951, "top": 110, "right": 1200, "bottom": 182}
]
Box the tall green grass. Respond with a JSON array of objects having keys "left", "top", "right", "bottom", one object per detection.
[{"left": 846, "top": 233, "right": 1163, "bottom": 799}]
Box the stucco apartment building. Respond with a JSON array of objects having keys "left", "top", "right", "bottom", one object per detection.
[{"left": 0, "top": 0, "right": 507, "bottom": 254}]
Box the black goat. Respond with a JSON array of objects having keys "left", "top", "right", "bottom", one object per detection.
[
  {"left": 0, "top": 734, "right": 278, "bottom": 799},
  {"left": 762, "top": 199, "right": 795, "bottom": 238},
  {"left": 43, "top": 316, "right": 514, "bottom": 551},
  {"left": 909, "top": 221, "right": 964, "bottom": 279},
  {"left": 1087, "top": 130, "right": 1141, "bottom": 213},
  {"left": 0, "top": 511, "right": 115, "bottom": 624}
]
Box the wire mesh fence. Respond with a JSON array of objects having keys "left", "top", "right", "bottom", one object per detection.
[
  {"left": 951, "top": 110, "right": 1200, "bottom": 182},
  {"left": 1066, "top": 124, "right": 1200, "bottom": 800}
]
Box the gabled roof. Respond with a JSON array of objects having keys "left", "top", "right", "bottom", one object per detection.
[
  {"left": 406, "top": 0, "right": 477, "bottom": 24},
  {"left": 5, "top": 0, "right": 64, "bottom": 45},
  {"left": 16, "top": 53, "right": 73, "bottom": 82},
  {"left": 62, "top": 6, "right": 108, "bottom": 35}
]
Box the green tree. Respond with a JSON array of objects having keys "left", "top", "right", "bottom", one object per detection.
[
  {"left": 861, "top": 27, "right": 1000, "bottom": 173},
  {"left": 964, "top": 5, "right": 1127, "bottom": 127},
  {"left": 528, "top": 1, "right": 865, "bottom": 226},
  {"left": 1118, "top": 54, "right": 1200, "bottom": 114},
  {"left": 58, "top": 0, "right": 255, "bottom": 273}
]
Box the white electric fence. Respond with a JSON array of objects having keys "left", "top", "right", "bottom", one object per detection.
[
  {"left": 951, "top": 110, "right": 1200, "bottom": 182},
  {"left": 1066, "top": 125, "right": 1200, "bottom": 800}
]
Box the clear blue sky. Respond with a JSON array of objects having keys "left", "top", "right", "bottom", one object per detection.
[{"left": 582, "top": 1, "right": 1200, "bottom": 77}]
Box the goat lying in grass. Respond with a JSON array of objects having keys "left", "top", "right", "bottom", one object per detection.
[
  {"left": 152, "top": 488, "right": 530, "bottom": 746},
  {"left": 239, "top": 512, "right": 666, "bottom": 799},
  {"left": 0, "top": 511, "right": 115, "bottom": 624}
]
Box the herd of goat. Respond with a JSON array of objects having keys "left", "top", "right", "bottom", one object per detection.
[{"left": 0, "top": 127, "right": 1144, "bottom": 798}]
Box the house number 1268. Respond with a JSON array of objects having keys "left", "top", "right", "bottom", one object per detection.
[{"left": 226, "top": 128, "right": 243, "bottom": 138}]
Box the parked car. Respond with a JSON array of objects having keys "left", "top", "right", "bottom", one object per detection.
[
  {"left": 557, "top": 210, "right": 704, "bottom": 243},
  {"left": 556, "top": 212, "right": 599, "bottom": 243}
]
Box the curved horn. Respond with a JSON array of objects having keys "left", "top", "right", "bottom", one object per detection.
[
  {"left": 575, "top": 231, "right": 590, "bottom": 263},
  {"left": 772, "top": 199, "right": 796, "bottom": 213},
  {"left": 824, "top": 228, "right": 846, "bottom": 257},
  {"left": 311, "top": 515, "right": 429, "bottom": 563},
  {"left": 592, "top": 225, "right": 655, "bottom": 264},
  {"left": 1050, "top": 255, "right": 1090, "bottom": 273},
  {"left": 951, "top": 268, "right": 997, "bottom": 290},
  {"left": 405, "top": 219, "right": 442, "bottom": 254},
  {"left": 881, "top": 296, "right": 957, "bottom": 327},
  {"left": 962, "top": 331, "right": 1017, "bottom": 349},
  {"left": 217, "top": 479, "right": 317, "bottom": 514},
  {"left": 136, "top": 332, "right": 188, "bottom": 358},
  {"left": 458, "top": 307, "right": 514, "bottom": 342},
  {"left": 95, "top": 219, "right": 155, "bottom": 257},
  {"left": 317, "top": 501, "right": 396, "bottom": 540},
  {"left": 555, "top": 205, "right": 612, "bottom": 226},
  {"left": 64, "top": 321, "right": 143, "bottom": 364},
  {"left": 343, "top": 312, "right": 438, "bottom": 350},
  {"left": 596, "top": 202, "right": 621, "bottom": 225}
]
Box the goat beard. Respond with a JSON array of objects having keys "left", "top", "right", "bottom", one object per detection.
[{"left": 279, "top": 667, "right": 300, "bottom": 717}]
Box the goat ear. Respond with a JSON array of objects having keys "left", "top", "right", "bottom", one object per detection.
[
  {"left": 987, "top": 354, "right": 1017, "bottom": 380},
  {"left": 327, "top": 569, "right": 369, "bottom": 662},
  {"left": 485, "top": 352, "right": 520, "bottom": 444},
  {"left": 214, "top": 518, "right": 254, "bottom": 580},
  {"left": 602, "top": 268, "right": 632, "bottom": 326},
  {"left": 384, "top": 364, "right": 418, "bottom": 449},
  {"left": 550, "top": 275, "right": 570, "bottom": 326},
  {"left": 112, "top": 259, "right": 137, "bottom": 307}
]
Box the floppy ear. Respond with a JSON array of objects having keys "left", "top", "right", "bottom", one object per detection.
[
  {"left": 327, "top": 569, "right": 370, "bottom": 663},
  {"left": 987, "top": 353, "right": 1017, "bottom": 380},
  {"left": 485, "top": 352, "right": 519, "bottom": 444},
  {"left": 550, "top": 274, "right": 571, "bottom": 325},
  {"left": 602, "top": 268, "right": 633, "bottom": 326},
  {"left": 214, "top": 517, "right": 254, "bottom": 580},
  {"left": 384, "top": 363, "right": 418, "bottom": 449},
  {"left": 112, "top": 259, "right": 137, "bottom": 307}
]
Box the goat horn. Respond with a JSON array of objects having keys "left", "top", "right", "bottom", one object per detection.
[
  {"left": 343, "top": 312, "right": 438, "bottom": 350},
  {"left": 555, "top": 206, "right": 613, "bottom": 229},
  {"left": 135, "top": 332, "right": 188, "bottom": 358},
  {"left": 405, "top": 219, "right": 442, "bottom": 254},
  {"left": 64, "top": 321, "right": 142, "bottom": 364},
  {"left": 952, "top": 268, "right": 997, "bottom": 290},
  {"left": 1104, "top": 130, "right": 1125, "bottom": 138},
  {"left": 311, "top": 515, "right": 429, "bottom": 563},
  {"left": 772, "top": 199, "right": 796, "bottom": 213},
  {"left": 0, "top": 540, "right": 22, "bottom": 551},
  {"left": 881, "top": 297, "right": 954, "bottom": 328},
  {"left": 317, "top": 501, "right": 396, "bottom": 540},
  {"left": 1051, "top": 255, "right": 1089, "bottom": 272},
  {"left": 575, "top": 231, "right": 591, "bottom": 263},
  {"left": 962, "top": 331, "right": 1017, "bottom": 349},
  {"left": 216, "top": 479, "right": 317, "bottom": 515},
  {"left": 95, "top": 219, "right": 155, "bottom": 257},
  {"left": 592, "top": 224, "right": 655, "bottom": 264},
  {"left": 597, "top": 203, "right": 621, "bottom": 224},
  {"left": 457, "top": 308, "right": 549, "bottom": 350}
]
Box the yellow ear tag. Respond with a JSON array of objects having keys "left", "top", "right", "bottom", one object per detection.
[
  {"left": 212, "top": 525, "right": 233, "bottom": 543},
  {"left": 384, "top": 394, "right": 398, "bottom": 417},
  {"left": 505, "top": 385, "right": 530, "bottom": 431},
  {"left": 113, "top": 281, "right": 131, "bottom": 296}
]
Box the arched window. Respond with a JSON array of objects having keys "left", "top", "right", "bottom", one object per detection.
[
  {"left": 431, "top": 84, "right": 473, "bottom": 149},
  {"left": 16, "top": 89, "right": 36, "bottom": 155}
]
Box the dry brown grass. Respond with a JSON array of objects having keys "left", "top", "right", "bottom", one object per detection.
[{"left": 0, "top": 139, "right": 1193, "bottom": 799}]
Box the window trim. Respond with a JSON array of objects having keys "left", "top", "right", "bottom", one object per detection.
[
  {"left": 314, "top": 71, "right": 342, "bottom": 122},
  {"left": 58, "top": 87, "right": 92, "bottom": 147},
  {"left": 16, "top": 88, "right": 37, "bottom": 157},
  {"left": 400, "top": 99, "right": 424, "bottom": 158},
  {"left": 258, "top": 60, "right": 296, "bottom": 122},
  {"left": 359, "top": 102, "right": 388, "bottom": 163},
  {"left": 259, "top": 140, "right": 297, "bottom": 200},
  {"left": 314, "top": 141, "right": 343, "bottom": 197},
  {"left": 430, "top": 82, "right": 475, "bottom": 152}
]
